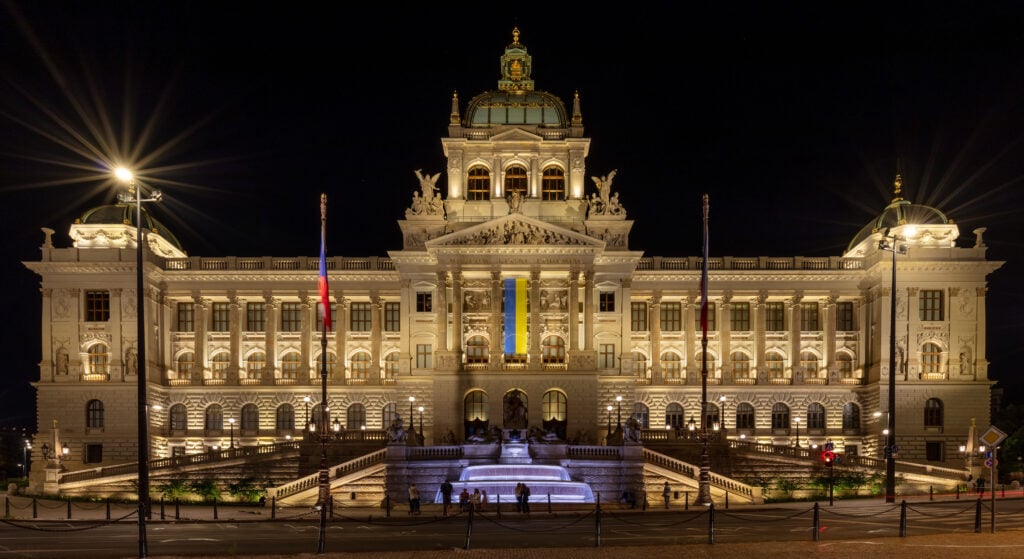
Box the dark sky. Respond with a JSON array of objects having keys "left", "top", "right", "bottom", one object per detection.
[{"left": 2, "top": 2, "right": 1023, "bottom": 427}]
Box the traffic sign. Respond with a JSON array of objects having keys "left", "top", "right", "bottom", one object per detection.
[
  {"left": 981, "top": 426, "right": 1007, "bottom": 448},
  {"left": 985, "top": 458, "right": 994, "bottom": 468}
]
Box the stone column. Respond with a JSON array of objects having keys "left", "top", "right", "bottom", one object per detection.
[
  {"left": 229, "top": 293, "right": 243, "bottom": 383},
  {"left": 300, "top": 293, "right": 313, "bottom": 383},
  {"left": 650, "top": 294, "right": 662, "bottom": 384},
  {"left": 370, "top": 294, "right": 383, "bottom": 384},
  {"left": 263, "top": 292, "right": 278, "bottom": 378},
  {"left": 194, "top": 295, "right": 209, "bottom": 377},
  {"left": 823, "top": 295, "right": 837, "bottom": 380},
  {"left": 436, "top": 271, "right": 449, "bottom": 351},
  {"left": 568, "top": 268, "right": 580, "bottom": 351},
  {"left": 529, "top": 269, "right": 542, "bottom": 369},
  {"left": 684, "top": 296, "right": 696, "bottom": 382},
  {"left": 334, "top": 294, "right": 347, "bottom": 379},
  {"left": 452, "top": 272, "right": 464, "bottom": 355},
  {"left": 583, "top": 270, "right": 595, "bottom": 350},
  {"left": 720, "top": 292, "right": 732, "bottom": 381},
  {"left": 490, "top": 271, "right": 503, "bottom": 369},
  {"left": 754, "top": 292, "right": 766, "bottom": 377},
  {"left": 788, "top": 294, "right": 803, "bottom": 380},
  {"left": 973, "top": 286, "right": 986, "bottom": 380}
]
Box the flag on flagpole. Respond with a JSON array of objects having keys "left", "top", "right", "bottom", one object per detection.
[
  {"left": 700, "top": 194, "right": 709, "bottom": 336},
  {"left": 318, "top": 193, "right": 331, "bottom": 331},
  {"left": 503, "top": 278, "right": 527, "bottom": 355}
]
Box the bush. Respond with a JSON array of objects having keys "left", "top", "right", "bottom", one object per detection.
[
  {"left": 228, "top": 478, "right": 264, "bottom": 503},
  {"left": 189, "top": 479, "right": 221, "bottom": 502},
  {"left": 157, "top": 479, "right": 190, "bottom": 501}
]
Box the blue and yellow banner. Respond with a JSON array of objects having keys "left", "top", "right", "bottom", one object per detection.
[{"left": 503, "top": 278, "right": 527, "bottom": 354}]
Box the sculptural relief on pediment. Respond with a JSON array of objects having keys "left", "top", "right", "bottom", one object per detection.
[{"left": 431, "top": 217, "right": 593, "bottom": 247}]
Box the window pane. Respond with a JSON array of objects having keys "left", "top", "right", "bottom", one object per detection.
[
  {"left": 730, "top": 302, "right": 750, "bottom": 331},
  {"left": 85, "top": 290, "right": 110, "bottom": 322}
]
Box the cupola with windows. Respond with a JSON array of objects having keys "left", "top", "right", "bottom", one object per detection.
[{"left": 68, "top": 202, "right": 187, "bottom": 258}]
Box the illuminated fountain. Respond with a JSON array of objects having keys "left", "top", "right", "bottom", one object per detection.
[{"left": 437, "top": 463, "right": 595, "bottom": 504}]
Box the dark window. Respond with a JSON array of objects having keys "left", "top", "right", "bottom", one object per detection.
[
  {"left": 347, "top": 404, "right": 366, "bottom": 430},
  {"left": 170, "top": 404, "right": 188, "bottom": 431},
  {"left": 736, "top": 403, "right": 755, "bottom": 429},
  {"left": 731, "top": 352, "right": 751, "bottom": 379},
  {"left": 599, "top": 292, "right": 615, "bottom": 312},
  {"left": 924, "top": 398, "right": 944, "bottom": 427},
  {"left": 836, "top": 302, "right": 855, "bottom": 331},
  {"left": 665, "top": 402, "right": 684, "bottom": 430},
  {"left": 466, "top": 166, "right": 490, "bottom": 200},
  {"left": 416, "top": 292, "right": 432, "bottom": 313},
  {"left": 633, "top": 403, "right": 649, "bottom": 429},
  {"left": 246, "top": 302, "right": 266, "bottom": 331},
  {"left": 730, "top": 302, "right": 750, "bottom": 331},
  {"left": 205, "top": 404, "right": 224, "bottom": 430},
  {"left": 842, "top": 402, "right": 860, "bottom": 430},
  {"left": 660, "top": 302, "right": 681, "bottom": 331},
  {"left": 177, "top": 302, "right": 194, "bottom": 332},
  {"left": 807, "top": 402, "right": 825, "bottom": 429},
  {"left": 350, "top": 351, "right": 371, "bottom": 379},
  {"left": 350, "top": 302, "right": 372, "bottom": 331},
  {"left": 382, "top": 403, "right": 399, "bottom": 429},
  {"left": 837, "top": 353, "right": 854, "bottom": 378},
  {"left": 416, "top": 344, "right": 432, "bottom": 369},
  {"left": 280, "top": 302, "right": 302, "bottom": 332},
  {"left": 541, "top": 167, "right": 565, "bottom": 200},
  {"left": 85, "top": 290, "right": 110, "bottom": 322},
  {"left": 599, "top": 344, "right": 616, "bottom": 369},
  {"left": 241, "top": 403, "right": 259, "bottom": 431},
  {"left": 919, "top": 290, "right": 944, "bottom": 321},
  {"left": 84, "top": 444, "right": 103, "bottom": 464},
  {"left": 385, "top": 302, "right": 400, "bottom": 331},
  {"left": 211, "top": 302, "right": 230, "bottom": 332},
  {"left": 801, "top": 302, "right": 819, "bottom": 331},
  {"left": 771, "top": 403, "right": 790, "bottom": 430},
  {"left": 925, "top": 441, "right": 944, "bottom": 462},
  {"left": 765, "top": 302, "right": 785, "bottom": 331},
  {"left": 276, "top": 404, "right": 294, "bottom": 430},
  {"left": 631, "top": 302, "right": 648, "bottom": 331},
  {"left": 86, "top": 399, "right": 104, "bottom": 428}
]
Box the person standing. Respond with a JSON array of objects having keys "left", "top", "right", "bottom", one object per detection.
[
  {"left": 515, "top": 482, "right": 524, "bottom": 513},
  {"left": 471, "top": 488, "right": 482, "bottom": 511},
  {"left": 408, "top": 483, "right": 421, "bottom": 515},
  {"left": 481, "top": 489, "right": 489, "bottom": 512},
  {"left": 440, "top": 480, "right": 453, "bottom": 516},
  {"left": 662, "top": 482, "right": 671, "bottom": 509},
  {"left": 521, "top": 482, "right": 531, "bottom": 514},
  {"left": 459, "top": 487, "right": 471, "bottom": 512}
]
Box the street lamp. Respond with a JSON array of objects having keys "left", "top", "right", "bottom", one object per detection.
[
  {"left": 304, "top": 395, "right": 311, "bottom": 427},
  {"left": 879, "top": 225, "right": 910, "bottom": 503},
  {"left": 606, "top": 405, "right": 613, "bottom": 435},
  {"left": 409, "top": 396, "right": 416, "bottom": 425},
  {"left": 719, "top": 395, "right": 727, "bottom": 432},
  {"left": 115, "top": 166, "right": 160, "bottom": 557},
  {"left": 794, "top": 417, "right": 801, "bottom": 449},
  {"left": 23, "top": 440, "right": 30, "bottom": 477},
  {"left": 418, "top": 405, "right": 424, "bottom": 435},
  {"left": 332, "top": 417, "right": 341, "bottom": 437},
  {"left": 40, "top": 442, "right": 69, "bottom": 463},
  {"left": 615, "top": 395, "right": 622, "bottom": 427},
  {"left": 228, "top": 417, "right": 235, "bottom": 449}
]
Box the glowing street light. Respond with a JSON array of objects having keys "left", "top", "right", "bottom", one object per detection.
[
  {"left": 615, "top": 395, "right": 622, "bottom": 427},
  {"left": 879, "top": 221, "right": 911, "bottom": 504},
  {"left": 228, "top": 417, "right": 236, "bottom": 449}
]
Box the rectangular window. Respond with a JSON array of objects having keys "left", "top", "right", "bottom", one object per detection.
[
  {"left": 801, "top": 302, "right": 820, "bottom": 331},
  {"left": 385, "top": 302, "right": 400, "bottom": 332},
  {"left": 730, "top": 302, "right": 750, "bottom": 331},
  {"left": 246, "top": 302, "right": 266, "bottom": 332},
  {"left": 631, "top": 302, "right": 648, "bottom": 331},
  {"left": 350, "top": 302, "right": 372, "bottom": 331},
  {"left": 280, "top": 302, "right": 302, "bottom": 332},
  {"left": 84, "top": 444, "right": 103, "bottom": 464},
  {"left": 415, "top": 344, "right": 433, "bottom": 369},
  {"left": 695, "top": 302, "right": 716, "bottom": 331},
  {"left": 836, "top": 302, "right": 855, "bottom": 331},
  {"left": 416, "top": 292, "right": 432, "bottom": 312},
  {"left": 599, "top": 344, "right": 616, "bottom": 369},
  {"left": 176, "top": 302, "right": 194, "bottom": 332},
  {"left": 211, "top": 302, "right": 231, "bottom": 332},
  {"left": 85, "top": 290, "right": 110, "bottom": 322},
  {"left": 765, "top": 302, "right": 785, "bottom": 331},
  {"left": 599, "top": 292, "right": 615, "bottom": 312},
  {"left": 925, "top": 441, "right": 943, "bottom": 462},
  {"left": 660, "top": 302, "right": 682, "bottom": 331},
  {"left": 919, "top": 290, "right": 944, "bottom": 321}
]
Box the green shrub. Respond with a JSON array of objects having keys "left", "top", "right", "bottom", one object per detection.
[
  {"left": 157, "top": 479, "right": 190, "bottom": 501},
  {"left": 189, "top": 479, "right": 221, "bottom": 502},
  {"left": 228, "top": 477, "right": 263, "bottom": 503}
]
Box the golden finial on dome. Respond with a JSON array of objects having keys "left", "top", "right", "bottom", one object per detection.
[
  {"left": 892, "top": 172, "right": 903, "bottom": 203},
  {"left": 512, "top": 27, "right": 520, "bottom": 46}
]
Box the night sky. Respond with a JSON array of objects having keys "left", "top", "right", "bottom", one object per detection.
[{"left": 2, "top": 2, "right": 1023, "bottom": 427}]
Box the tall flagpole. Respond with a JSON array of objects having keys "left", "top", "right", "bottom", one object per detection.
[
  {"left": 316, "top": 193, "right": 331, "bottom": 553},
  {"left": 697, "top": 194, "right": 713, "bottom": 506}
]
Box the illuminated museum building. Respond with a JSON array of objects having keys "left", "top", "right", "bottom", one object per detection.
[{"left": 24, "top": 29, "right": 1000, "bottom": 487}]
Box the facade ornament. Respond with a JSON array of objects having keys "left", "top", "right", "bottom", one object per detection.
[
  {"left": 587, "top": 169, "right": 625, "bottom": 218},
  {"left": 408, "top": 169, "right": 444, "bottom": 217}
]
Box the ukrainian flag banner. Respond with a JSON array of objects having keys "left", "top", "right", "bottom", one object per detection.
[{"left": 503, "top": 278, "right": 527, "bottom": 355}]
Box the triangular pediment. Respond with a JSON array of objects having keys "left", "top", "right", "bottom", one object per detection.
[
  {"left": 488, "top": 128, "right": 543, "bottom": 143},
  {"left": 426, "top": 214, "right": 602, "bottom": 249}
]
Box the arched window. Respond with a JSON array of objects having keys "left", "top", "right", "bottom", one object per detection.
[
  {"left": 205, "top": 404, "right": 224, "bottom": 430},
  {"left": 695, "top": 351, "right": 717, "bottom": 375},
  {"left": 766, "top": 352, "right": 785, "bottom": 378},
  {"left": 504, "top": 164, "right": 528, "bottom": 197},
  {"left": 170, "top": 404, "right": 188, "bottom": 431},
  {"left": 542, "top": 390, "right": 567, "bottom": 421},
  {"left": 466, "top": 166, "right": 490, "bottom": 200},
  {"left": 633, "top": 351, "right": 649, "bottom": 382},
  {"left": 86, "top": 399, "right": 104, "bottom": 428},
  {"left": 382, "top": 403, "right": 398, "bottom": 429},
  {"left": 316, "top": 351, "right": 337, "bottom": 377},
  {"left": 347, "top": 403, "right": 366, "bottom": 430},
  {"left": 350, "top": 351, "right": 371, "bottom": 380},
  {"left": 665, "top": 402, "right": 685, "bottom": 430},
  {"left": 464, "top": 390, "right": 489, "bottom": 439},
  {"left": 466, "top": 336, "right": 489, "bottom": 364},
  {"left": 921, "top": 343, "right": 943, "bottom": 375},
  {"left": 87, "top": 344, "right": 110, "bottom": 376},
  {"left": 924, "top": 398, "right": 944, "bottom": 427},
  {"left": 276, "top": 404, "right": 294, "bottom": 431},
  {"left": 310, "top": 404, "right": 325, "bottom": 432},
  {"left": 706, "top": 403, "right": 721, "bottom": 430},
  {"left": 661, "top": 352, "right": 682, "bottom": 381},
  {"left": 634, "top": 403, "right": 650, "bottom": 429},
  {"left": 800, "top": 351, "right": 819, "bottom": 376},
  {"left": 731, "top": 351, "right": 750, "bottom": 379},
  {"left": 281, "top": 352, "right": 302, "bottom": 380},
  {"left": 241, "top": 403, "right": 259, "bottom": 431},
  {"left": 210, "top": 352, "right": 230, "bottom": 380},
  {"left": 842, "top": 402, "right": 860, "bottom": 430},
  {"left": 541, "top": 167, "right": 565, "bottom": 200},
  {"left": 246, "top": 352, "right": 266, "bottom": 379},
  {"left": 807, "top": 402, "right": 826, "bottom": 430},
  {"left": 771, "top": 403, "right": 790, "bottom": 430},
  {"left": 383, "top": 352, "right": 399, "bottom": 381},
  {"left": 542, "top": 336, "right": 565, "bottom": 363},
  {"left": 177, "top": 352, "right": 195, "bottom": 378},
  {"left": 836, "top": 353, "right": 854, "bottom": 378},
  {"left": 735, "top": 402, "right": 755, "bottom": 430}
]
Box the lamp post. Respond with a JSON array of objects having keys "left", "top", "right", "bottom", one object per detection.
[
  {"left": 719, "top": 395, "right": 727, "bottom": 432},
  {"left": 606, "top": 405, "right": 613, "bottom": 435},
  {"left": 228, "top": 417, "right": 235, "bottom": 449},
  {"left": 115, "top": 167, "right": 160, "bottom": 558},
  {"left": 409, "top": 396, "right": 416, "bottom": 426},
  {"left": 879, "top": 226, "right": 909, "bottom": 503},
  {"left": 794, "top": 417, "right": 801, "bottom": 449},
  {"left": 23, "top": 440, "right": 30, "bottom": 478},
  {"left": 304, "top": 395, "right": 311, "bottom": 429},
  {"left": 418, "top": 405, "right": 424, "bottom": 435},
  {"left": 615, "top": 395, "right": 622, "bottom": 427}
]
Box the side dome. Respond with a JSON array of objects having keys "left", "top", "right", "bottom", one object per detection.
[
  {"left": 844, "top": 175, "right": 959, "bottom": 257},
  {"left": 69, "top": 203, "right": 187, "bottom": 258}
]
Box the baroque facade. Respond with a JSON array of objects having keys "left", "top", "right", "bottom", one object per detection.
[{"left": 24, "top": 29, "right": 1001, "bottom": 492}]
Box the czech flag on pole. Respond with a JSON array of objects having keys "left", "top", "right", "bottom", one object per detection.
[{"left": 319, "top": 193, "right": 331, "bottom": 331}]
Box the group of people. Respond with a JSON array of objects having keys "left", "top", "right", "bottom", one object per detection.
[
  {"left": 515, "top": 482, "right": 531, "bottom": 513},
  {"left": 430, "top": 479, "right": 530, "bottom": 515}
]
